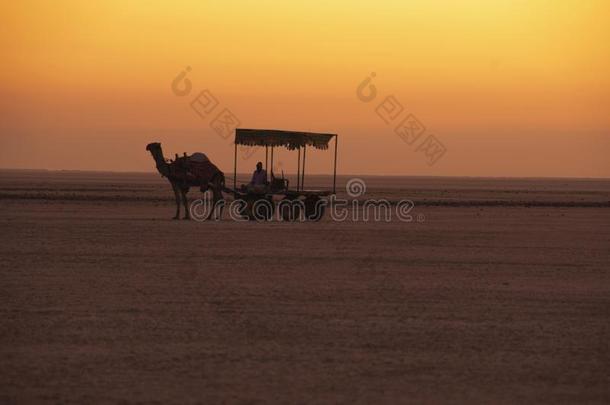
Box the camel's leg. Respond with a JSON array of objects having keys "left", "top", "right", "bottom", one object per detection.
[
  {"left": 217, "top": 177, "right": 226, "bottom": 220},
  {"left": 212, "top": 187, "right": 224, "bottom": 220},
  {"left": 206, "top": 189, "right": 217, "bottom": 220},
  {"left": 171, "top": 182, "right": 180, "bottom": 220},
  {"left": 204, "top": 179, "right": 224, "bottom": 220},
  {"left": 181, "top": 187, "right": 190, "bottom": 220}
]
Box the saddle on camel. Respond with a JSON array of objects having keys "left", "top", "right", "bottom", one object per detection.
[
  {"left": 146, "top": 142, "right": 225, "bottom": 220},
  {"left": 169, "top": 152, "right": 222, "bottom": 191}
]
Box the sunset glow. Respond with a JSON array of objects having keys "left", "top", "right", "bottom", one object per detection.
[{"left": 1, "top": 0, "right": 608, "bottom": 176}]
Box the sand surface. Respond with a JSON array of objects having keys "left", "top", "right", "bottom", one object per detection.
[{"left": 1, "top": 170, "right": 609, "bottom": 403}]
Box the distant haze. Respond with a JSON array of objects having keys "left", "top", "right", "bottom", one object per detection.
[{"left": 1, "top": 1, "right": 608, "bottom": 177}]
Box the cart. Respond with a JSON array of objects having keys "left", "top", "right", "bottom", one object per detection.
[{"left": 226, "top": 128, "right": 338, "bottom": 221}]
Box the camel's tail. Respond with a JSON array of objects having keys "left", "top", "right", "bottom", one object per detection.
[
  {"left": 217, "top": 172, "right": 225, "bottom": 191},
  {"left": 209, "top": 171, "right": 225, "bottom": 193}
]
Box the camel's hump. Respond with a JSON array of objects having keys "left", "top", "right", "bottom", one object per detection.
[{"left": 189, "top": 152, "right": 209, "bottom": 163}]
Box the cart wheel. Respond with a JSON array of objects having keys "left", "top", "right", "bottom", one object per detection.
[
  {"left": 250, "top": 196, "right": 274, "bottom": 221},
  {"left": 280, "top": 197, "right": 301, "bottom": 222},
  {"left": 304, "top": 196, "right": 325, "bottom": 221},
  {"left": 235, "top": 199, "right": 251, "bottom": 220}
]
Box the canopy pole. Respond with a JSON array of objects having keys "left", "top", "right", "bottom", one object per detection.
[
  {"left": 333, "top": 135, "right": 338, "bottom": 194},
  {"left": 296, "top": 147, "right": 301, "bottom": 191},
  {"left": 234, "top": 141, "right": 238, "bottom": 190},
  {"left": 301, "top": 145, "right": 306, "bottom": 191},
  {"left": 270, "top": 147, "right": 274, "bottom": 178},
  {"left": 265, "top": 146, "right": 269, "bottom": 171}
]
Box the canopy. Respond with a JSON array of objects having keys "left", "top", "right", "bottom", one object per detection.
[{"left": 235, "top": 128, "right": 336, "bottom": 150}]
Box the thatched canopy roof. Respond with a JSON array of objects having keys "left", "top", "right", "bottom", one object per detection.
[{"left": 235, "top": 128, "right": 336, "bottom": 150}]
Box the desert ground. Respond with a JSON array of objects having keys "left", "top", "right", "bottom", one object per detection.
[{"left": 1, "top": 170, "right": 609, "bottom": 403}]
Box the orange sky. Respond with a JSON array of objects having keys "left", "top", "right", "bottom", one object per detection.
[{"left": 1, "top": 0, "right": 609, "bottom": 177}]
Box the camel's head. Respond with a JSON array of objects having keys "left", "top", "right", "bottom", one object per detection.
[
  {"left": 146, "top": 142, "right": 161, "bottom": 152},
  {"left": 146, "top": 142, "right": 170, "bottom": 177}
]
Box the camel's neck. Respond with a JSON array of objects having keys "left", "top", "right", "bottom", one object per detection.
[{"left": 149, "top": 147, "right": 170, "bottom": 178}]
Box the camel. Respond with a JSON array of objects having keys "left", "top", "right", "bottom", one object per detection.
[{"left": 146, "top": 142, "right": 225, "bottom": 220}]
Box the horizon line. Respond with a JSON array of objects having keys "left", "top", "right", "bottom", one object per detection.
[{"left": 1, "top": 167, "right": 609, "bottom": 181}]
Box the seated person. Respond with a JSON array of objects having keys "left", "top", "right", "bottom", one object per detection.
[{"left": 248, "top": 161, "right": 268, "bottom": 193}]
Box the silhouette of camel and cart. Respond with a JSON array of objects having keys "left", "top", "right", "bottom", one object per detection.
[{"left": 147, "top": 128, "right": 339, "bottom": 221}]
